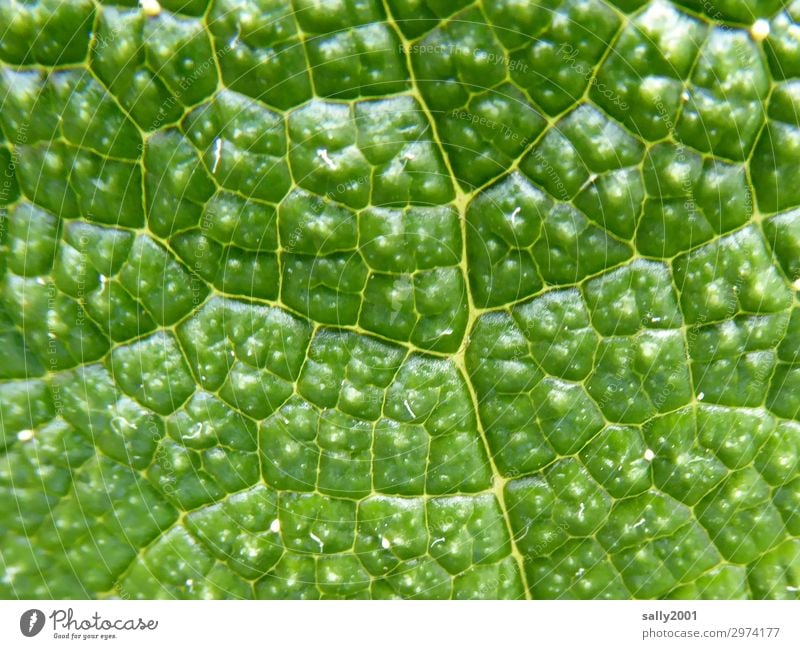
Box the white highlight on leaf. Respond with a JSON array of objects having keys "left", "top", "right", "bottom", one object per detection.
[
  {"left": 187, "top": 421, "right": 210, "bottom": 440},
  {"left": 697, "top": 391, "right": 705, "bottom": 401},
  {"left": 632, "top": 518, "right": 646, "bottom": 529},
  {"left": 510, "top": 206, "right": 521, "bottom": 226},
  {"left": 750, "top": 18, "right": 770, "bottom": 41},
  {"left": 317, "top": 148, "right": 336, "bottom": 170},
  {"left": 644, "top": 448, "right": 655, "bottom": 461},
  {"left": 403, "top": 399, "right": 416, "bottom": 418},
  {"left": 110, "top": 416, "right": 134, "bottom": 434},
  {"left": 228, "top": 27, "right": 242, "bottom": 50},
  {"left": 269, "top": 518, "right": 281, "bottom": 534},
  {"left": 380, "top": 536, "right": 391, "bottom": 549},
  {"left": 139, "top": 0, "right": 162, "bottom": 16},
  {"left": 1, "top": 565, "right": 20, "bottom": 585},
  {"left": 17, "top": 429, "right": 34, "bottom": 442},
  {"left": 577, "top": 502, "right": 585, "bottom": 518},
  {"left": 431, "top": 537, "right": 445, "bottom": 547},
  {"left": 309, "top": 532, "right": 324, "bottom": 551},
  {"left": 212, "top": 138, "right": 222, "bottom": 174},
  {"left": 578, "top": 173, "right": 598, "bottom": 193}
]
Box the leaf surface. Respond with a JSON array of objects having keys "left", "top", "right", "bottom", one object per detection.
[{"left": 0, "top": 0, "right": 799, "bottom": 599}]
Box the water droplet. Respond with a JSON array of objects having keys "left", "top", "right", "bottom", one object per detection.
[
  {"left": 139, "top": 0, "right": 162, "bottom": 17},
  {"left": 750, "top": 18, "right": 770, "bottom": 41}
]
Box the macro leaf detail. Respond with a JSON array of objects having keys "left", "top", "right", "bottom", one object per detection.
[{"left": 0, "top": 0, "right": 799, "bottom": 600}]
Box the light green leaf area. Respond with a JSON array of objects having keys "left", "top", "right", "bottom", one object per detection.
[{"left": 0, "top": 0, "right": 799, "bottom": 600}]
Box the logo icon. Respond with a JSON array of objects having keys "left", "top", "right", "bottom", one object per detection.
[{"left": 20, "top": 609, "right": 45, "bottom": 637}]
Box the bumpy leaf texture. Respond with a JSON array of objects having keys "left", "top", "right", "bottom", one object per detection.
[{"left": 0, "top": 0, "right": 799, "bottom": 600}]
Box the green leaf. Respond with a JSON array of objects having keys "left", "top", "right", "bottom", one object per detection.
[{"left": 0, "top": 0, "right": 798, "bottom": 600}]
